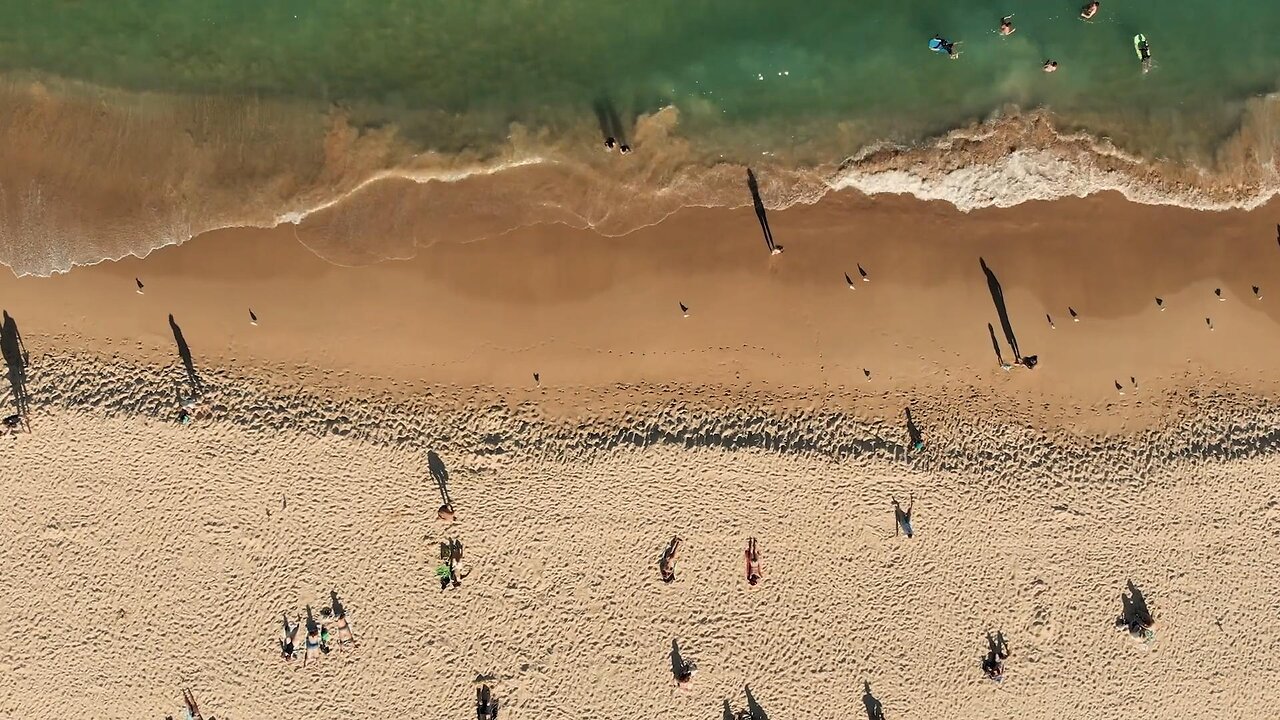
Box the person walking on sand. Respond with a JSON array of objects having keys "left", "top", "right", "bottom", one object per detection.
[
  {"left": 659, "top": 536, "right": 682, "bottom": 583},
  {"left": 745, "top": 537, "right": 764, "bottom": 586},
  {"left": 892, "top": 496, "right": 914, "bottom": 538}
]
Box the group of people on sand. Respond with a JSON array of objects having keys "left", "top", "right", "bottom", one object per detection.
[
  {"left": 279, "top": 594, "right": 356, "bottom": 667},
  {"left": 436, "top": 538, "right": 468, "bottom": 590},
  {"left": 657, "top": 536, "right": 765, "bottom": 586}
]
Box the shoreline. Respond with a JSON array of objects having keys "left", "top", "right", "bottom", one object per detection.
[
  {"left": 0, "top": 76, "right": 1277, "bottom": 276},
  {"left": 3, "top": 188, "right": 1279, "bottom": 436}
]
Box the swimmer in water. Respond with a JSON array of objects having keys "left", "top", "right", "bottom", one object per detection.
[
  {"left": 999, "top": 15, "right": 1015, "bottom": 36},
  {"left": 929, "top": 35, "right": 959, "bottom": 59},
  {"left": 1043, "top": 60, "right": 1059, "bottom": 73},
  {"left": 1080, "top": 1, "right": 1099, "bottom": 20},
  {"left": 1137, "top": 36, "right": 1152, "bottom": 73}
]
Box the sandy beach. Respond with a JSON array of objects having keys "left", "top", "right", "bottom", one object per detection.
[{"left": 3, "top": 187, "right": 1280, "bottom": 719}]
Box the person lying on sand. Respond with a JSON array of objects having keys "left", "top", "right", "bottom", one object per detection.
[
  {"left": 302, "top": 627, "right": 322, "bottom": 667},
  {"left": 329, "top": 591, "right": 357, "bottom": 647},
  {"left": 892, "top": 496, "right": 915, "bottom": 538},
  {"left": 745, "top": 537, "right": 764, "bottom": 586},
  {"left": 280, "top": 614, "right": 299, "bottom": 661},
  {"left": 333, "top": 613, "right": 355, "bottom": 646},
  {"left": 1080, "top": 1, "right": 1099, "bottom": 19},
  {"left": 659, "top": 536, "right": 682, "bottom": 583}
]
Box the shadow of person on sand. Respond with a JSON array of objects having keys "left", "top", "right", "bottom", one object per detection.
[
  {"left": 746, "top": 169, "right": 780, "bottom": 254},
  {"left": 744, "top": 685, "right": 770, "bottom": 720},
  {"left": 670, "top": 639, "right": 698, "bottom": 684},
  {"left": 982, "top": 630, "right": 1009, "bottom": 679},
  {"left": 168, "top": 314, "right": 203, "bottom": 396},
  {"left": 1, "top": 310, "right": 30, "bottom": 417},
  {"left": 979, "top": 258, "right": 1036, "bottom": 368},
  {"left": 428, "top": 450, "right": 455, "bottom": 519},
  {"left": 904, "top": 407, "right": 924, "bottom": 451},
  {"left": 862, "top": 681, "right": 885, "bottom": 720},
  {"left": 979, "top": 258, "right": 1021, "bottom": 361},
  {"left": 988, "top": 323, "right": 1008, "bottom": 369},
  {"left": 1118, "top": 580, "right": 1154, "bottom": 630}
]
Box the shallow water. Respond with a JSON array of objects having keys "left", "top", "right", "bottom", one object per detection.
[{"left": 1, "top": 0, "right": 1274, "bottom": 161}]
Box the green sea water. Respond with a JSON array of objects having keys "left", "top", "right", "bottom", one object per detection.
[{"left": 1, "top": 0, "right": 1276, "bottom": 165}]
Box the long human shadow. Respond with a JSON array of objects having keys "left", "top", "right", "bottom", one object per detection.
[
  {"left": 669, "top": 639, "right": 691, "bottom": 680},
  {"left": 979, "top": 258, "right": 1022, "bottom": 362},
  {"left": 592, "top": 97, "right": 626, "bottom": 147},
  {"left": 1, "top": 310, "right": 29, "bottom": 416},
  {"left": 744, "top": 685, "right": 770, "bottom": 720},
  {"left": 428, "top": 450, "right": 453, "bottom": 510},
  {"left": 987, "top": 323, "right": 1007, "bottom": 368},
  {"left": 1119, "top": 580, "right": 1152, "bottom": 626},
  {"left": 904, "top": 407, "right": 924, "bottom": 450},
  {"left": 861, "top": 681, "right": 885, "bottom": 720},
  {"left": 746, "top": 169, "right": 777, "bottom": 254},
  {"left": 168, "top": 314, "right": 203, "bottom": 396}
]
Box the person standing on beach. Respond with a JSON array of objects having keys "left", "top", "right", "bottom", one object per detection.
[{"left": 892, "top": 496, "right": 914, "bottom": 538}]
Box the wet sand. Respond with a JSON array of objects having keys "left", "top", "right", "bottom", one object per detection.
[{"left": 2, "top": 189, "right": 1280, "bottom": 718}]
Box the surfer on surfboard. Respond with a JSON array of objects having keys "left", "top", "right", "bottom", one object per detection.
[{"left": 1134, "top": 34, "right": 1152, "bottom": 73}]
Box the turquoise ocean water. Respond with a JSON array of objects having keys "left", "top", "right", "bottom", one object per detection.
[{"left": 1, "top": 0, "right": 1275, "bottom": 162}]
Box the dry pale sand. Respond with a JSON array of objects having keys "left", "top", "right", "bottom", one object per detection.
[{"left": 1, "top": 189, "right": 1280, "bottom": 719}]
